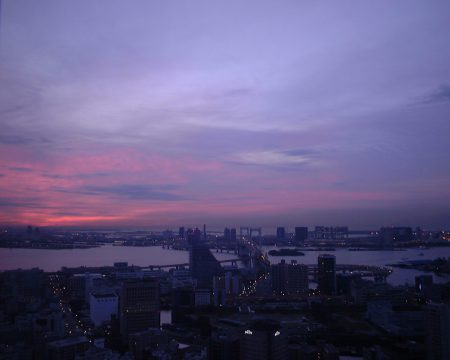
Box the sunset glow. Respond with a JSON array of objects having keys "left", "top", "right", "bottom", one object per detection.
[{"left": 0, "top": 1, "right": 449, "bottom": 228}]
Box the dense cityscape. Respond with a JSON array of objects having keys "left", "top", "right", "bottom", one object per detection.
[{"left": 1, "top": 225, "right": 449, "bottom": 359}]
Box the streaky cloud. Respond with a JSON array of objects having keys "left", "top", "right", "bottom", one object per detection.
[
  {"left": 230, "top": 149, "right": 318, "bottom": 168},
  {"left": 417, "top": 84, "right": 450, "bottom": 105},
  {"left": 54, "top": 184, "right": 187, "bottom": 201}
]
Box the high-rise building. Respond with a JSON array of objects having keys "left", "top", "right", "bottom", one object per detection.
[
  {"left": 67, "top": 274, "right": 86, "bottom": 300},
  {"left": 84, "top": 273, "right": 102, "bottom": 303},
  {"left": 224, "top": 228, "right": 231, "bottom": 241},
  {"left": 120, "top": 278, "right": 160, "bottom": 342},
  {"left": 380, "top": 227, "right": 413, "bottom": 244},
  {"left": 287, "top": 261, "right": 309, "bottom": 294},
  {"left": 187, "top": 228, "right": 201, "bottom": 244},
  {"left": 241, "top": 319, "right": 288, "bottom": 360},
  {"left": 271, "top": 260, "right": 308, "bottom": 295},
  {"left": 294, "top": 227, "right": 308, "bottom": 245},
  {"left": 425, "top": 303, "right": 450, "bottom": 360},
  {"left": 318, "top": 254, "right": 336, "bottom": 295},
  {"left": 425, "top": 304, "right": 450, "bottom": 360},
  {"left": 314, "top": 226, "right": 348, "bottom": 240},
  {"left": 189, "top": 228, "right": 223, "bottom": 286},
  {"left": 213, "top": 272, "right": 241, "bottom": 306},
  {"left": 276, "top": 227, "right": 285, "bottom": 240},
  {"left": 230, "top": 228, "right": 237, "bottom": 242},
  {"left": 1, "top": 268, "right": 46, "bottom": 303},
  {"left": 224, "top": 228, "right": 238, "bottom": 243},
  {"left": 179, "top": 227, "right": 185, "bottom": 239}
]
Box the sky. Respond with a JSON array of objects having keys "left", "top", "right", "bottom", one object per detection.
[{"left": 0, "top": 0, "right": 449, "bottom": 230}]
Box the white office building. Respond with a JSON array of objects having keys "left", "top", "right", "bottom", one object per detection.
[{"left": 89, "top": 293, "right": 118, "bottom": 327}]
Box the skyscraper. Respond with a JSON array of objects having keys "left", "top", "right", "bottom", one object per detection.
[
  {"left": 186, "top": 228, "right": 199, "bottom": 244},
  {"left": 425, "top": 303, "right": 450, "bottom": 360},
  {"left": 317, "top": 254, "right": 336, "bottom": 295},
  {"left": 287, "top": 260, "right": 309, "bottom": 294},
  {"left": 276, "top": 227, "right": 285, "bottom": 240},
  {"left": 294, "top": 227, "right": 308, "bottom": 245},
  {"left": 380, "top": 227, "right": 413, "bottom": 244},
  {"left": 314, "top": 226, "right": 348, "bottom": 240},
  {"left": 189, "top": 228, "right": 223, "bottom": 286},
  {"left": 224, "top": 227, "right": 231, "bottom": 241},
  {"left": 230, "top": 228, "right": 237, "bottom": 242},
  {"left": 271, "top": 260, "right": 308, "bottom": 295},
  {"left": 224, "top": 228, "right": 237, "bottom": 243},
  {"left": 213, "top": 272, "right": 241, "bottom": 306},
  {"left": 120, "top": 278, "right": 160, "bottom": 342}
]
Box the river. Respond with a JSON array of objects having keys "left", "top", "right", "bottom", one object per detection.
[{"left": 0, "top": 245, "right": 449, "bottom": 286}]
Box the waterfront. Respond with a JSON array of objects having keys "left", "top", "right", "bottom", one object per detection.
[
  {"left": 263, "top": 246, "right": 450, "bottom": 286},
  {"left": 0, "top": 245, "right": 449, "bottom": 286},
  {"left": 0, "top": 245, "right": 237, "bottom": 272}
]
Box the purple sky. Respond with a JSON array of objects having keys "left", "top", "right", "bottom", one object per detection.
[{"left": 0, "top": 0, "right": 449, "bottom": 229}]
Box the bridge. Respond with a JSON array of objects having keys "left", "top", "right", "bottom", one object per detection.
[
  {"left": 161, "top": 236, "right": 391, "bottom": 281},
  {"left": 145, "top": 258, "right": 242, "bottom": 270}
]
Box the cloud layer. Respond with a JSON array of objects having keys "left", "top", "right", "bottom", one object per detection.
[{"left": 0, "top": 0, "right": 449, "bottom": 229}]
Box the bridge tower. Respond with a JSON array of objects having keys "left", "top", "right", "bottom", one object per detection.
[
  {"left": 240, "top": 227, "right": 250, "bottom": 241},
  {"left": 250, "top": 227, "right": 262, "bottom": 245}
]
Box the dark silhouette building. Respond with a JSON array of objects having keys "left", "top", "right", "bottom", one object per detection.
[
  {"left": 425, "top": 303, "right": 450, "bottom": 360},
  {"left": 314, "top": 226, "right": 348, "bottom": 240},
  {"left": 276, "top": 227, "right": 285, "bottom": 240},
  {"left": 224, "top": 228, "right": 237, "bottom": 243},
  {"left": 179, "top": 227, "right": 185, "bottom": 239},
  {"left": 186, "top": 228, "right": 200, "bottom": 244},
  {"left": 294, "top": 227, "right": 308, "bottom": 245},
  {"left": 318, "top": 254, "right": 336, "bottom": 295},
  {"left": 189, "top": 228, "right": 223, "bottom": 286},
  {"left": 271, "top": 260, "right": 308, "bottom": 295},
  {"left": 230, "top": 228, "right": 237, "bottom": 242},
  {"left": 1, "top": 268, "right": 46, "bottom": 302},
  {"left": 119, "top": 278, "right": 160, "bottom": 342},
  {"left": 380, "top": 227, "right": 413, "bottom": 244}
]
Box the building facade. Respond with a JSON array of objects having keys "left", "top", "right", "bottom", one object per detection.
[
  {"left": 119, "top": 278, "right": 160, "bottom": 342},
  {"left": 189, "top": 228, "right": 224, "bottom": 286},
  {"left": 318, "top": 254, "right": 336, "bottom": 295},
  {"left": 90, "top": 292, "right": 118, "bottom": 327},
  {"left": 294, "top": 227, "right": 308, "bottom": 245},
  {"left": 271, "top": 260, "right": 309, "bottom": 295}
]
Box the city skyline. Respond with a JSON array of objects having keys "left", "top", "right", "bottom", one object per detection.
[{"left": 1, "top": 1, "right": 450, "bottom": 229}]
